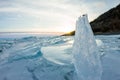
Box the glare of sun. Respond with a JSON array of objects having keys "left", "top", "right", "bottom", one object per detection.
[
  {"left": 61, "top": 26, "right": 74, "bottom": 33},
  {"left": 64, "top": 27, "right": 73, "bottom": 33}
]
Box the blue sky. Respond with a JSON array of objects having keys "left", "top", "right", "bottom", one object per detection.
[{"left": 0, "top": 0, "right": 120, "bottom": 32}]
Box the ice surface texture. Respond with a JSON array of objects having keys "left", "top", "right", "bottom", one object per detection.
[
  {"left": 72, "top": 14, "right": 102, "bottom": 80},
  {"left": 0, "top": 34, "right": 120, "bottom": 80}
]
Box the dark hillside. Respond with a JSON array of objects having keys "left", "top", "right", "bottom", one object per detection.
[{"left": 63, "top": 4, "right": 120, "bottom": 36}]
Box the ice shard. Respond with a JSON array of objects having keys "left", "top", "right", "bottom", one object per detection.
[{"left": 73, "top": 14, "right": 102, "bottom": 80}]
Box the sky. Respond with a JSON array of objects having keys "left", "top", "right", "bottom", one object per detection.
[{"left": 0, "top": 0, "right": 120, "bottom": 33}]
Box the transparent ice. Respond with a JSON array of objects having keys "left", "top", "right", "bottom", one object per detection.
[{"left": 72, "top": 14, "right": 102, "bottom": 80}]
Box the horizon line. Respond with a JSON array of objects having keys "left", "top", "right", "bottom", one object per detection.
[{"left": 0, "top": 31, "right": 67, "bottom": 34}]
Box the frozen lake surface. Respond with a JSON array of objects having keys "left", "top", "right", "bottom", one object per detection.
[{"left": 0, "top": 34, "right": 120, "bottom": 80}]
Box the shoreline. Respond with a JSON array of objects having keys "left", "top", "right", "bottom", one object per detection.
[{"left": 62, "top": 32, "right": 120, "bottom": 36}]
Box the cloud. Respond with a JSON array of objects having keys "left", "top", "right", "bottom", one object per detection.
[
  {"left": 92, "top": 1, "right": 106, "bottom": 8},
  {"left": 0, "top": 0, "right": 120, "bottom": 32},
  {"left": 0, "top": 0, "right": 107, "bottom": 20}
]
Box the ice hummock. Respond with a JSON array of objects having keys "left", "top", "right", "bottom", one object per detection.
[
  {"left": 0, "top": 33, "right": 120, "bottom": 80},
  {"left": 72, "top": 14, "right": 102, "bottom": 80}
]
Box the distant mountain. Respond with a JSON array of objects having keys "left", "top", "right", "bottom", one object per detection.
[
  {"left": 63, "top": 4, "right": 120, "bottom": 36},
  {"left": 91, "top": 4, "right": 120, "bottom": 34}
]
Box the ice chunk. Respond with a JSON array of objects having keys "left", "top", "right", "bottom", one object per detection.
[
  {"left": 41, "top": 45, "right": 72, "bottom": 65},
  {"left": 96, "top": 39, "right": 104, "bottom": 47},
  {"left": 72, "top": 14, "right": 102, "bottom": 80}
]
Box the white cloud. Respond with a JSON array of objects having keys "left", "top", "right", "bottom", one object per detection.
[
  {"left": 0, "top": 0, "right": 119, "bottom": 32},
  {"left": 92, "top": 1, "right": 106, "bottom": 8},
  {"left": 0, "top": 7, "right": 19, "bottom": 12}
]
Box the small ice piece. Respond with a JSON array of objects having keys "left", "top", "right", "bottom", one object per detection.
[
  {"left": 96, "top": 39, "right": 104, "bottom": 47},
  {"left": 72, "top": 14, "right": 102, "bottom": 80}
]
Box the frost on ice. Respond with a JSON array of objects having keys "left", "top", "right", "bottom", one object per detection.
[{"left": 72, "top": 14, "right": 102, "bottom": 80}]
